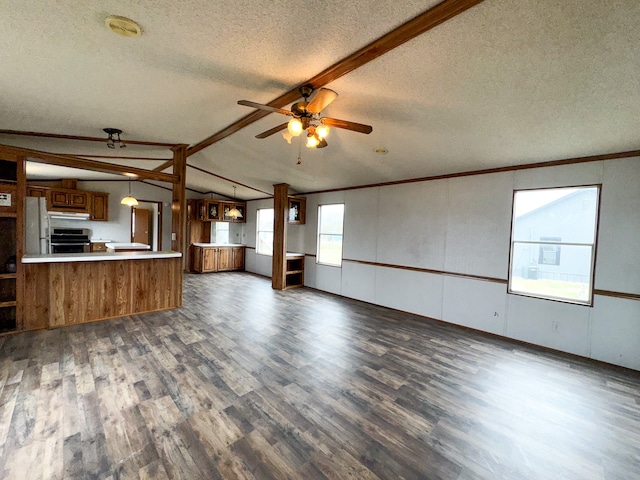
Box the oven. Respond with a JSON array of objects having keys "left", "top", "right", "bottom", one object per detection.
[{"left": 50, "top": 228, "right": 91, "bottom": 254}]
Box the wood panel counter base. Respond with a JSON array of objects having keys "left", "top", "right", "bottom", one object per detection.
[{"left": 24, "top": 257, "right": 182, "bottom": 330}]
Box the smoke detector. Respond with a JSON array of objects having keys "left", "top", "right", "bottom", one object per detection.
[{"left": 105, "top": 15, "right": 142, "bottom": 38}]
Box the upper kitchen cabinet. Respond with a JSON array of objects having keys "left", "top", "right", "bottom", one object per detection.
[
  {"left": 50, "top": 189, "right": 88, "bottom": 212},
  {"left": 288, "top": 197, "right": 306, "bottom": 224},
  {"left": 90, "top": 192, "right": 109, "bottom": 221},
  {"left": 222, "top": 202, "right": 246, "bottom": 223}
]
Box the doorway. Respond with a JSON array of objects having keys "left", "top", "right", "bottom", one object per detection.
[{"left": 130, "top": 200, "right": 162, "bottom": 251}]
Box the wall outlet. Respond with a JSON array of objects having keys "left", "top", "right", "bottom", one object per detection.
[
  {"left": 552, "top": 321, "right": 560, "bottom": 333},
  {"left": 171, "top": 232, "right": 176, "bottom": 241}
]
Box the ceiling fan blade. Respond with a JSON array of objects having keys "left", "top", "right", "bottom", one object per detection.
[
  {"left": 255, "top": 123, "right": 288, "bottom": 139},
  {"left": 320, "top": 117, "right": 373, "bottom": 134},
  {"left": 317, "top": 138, "right": 328, "bottom": 148},
  {"left": 306, "top": 88, "right": 338, "bottom": 114},
  {"left": 238, "top": 100, "right": 293, "bottom": 116}
]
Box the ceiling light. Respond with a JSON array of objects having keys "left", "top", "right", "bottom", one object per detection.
[
  {"left": 306, "top": 133, "right": 320, "bottom": 148},
  {"left": 315, "top": 124, "right": 329, "bottom": 139},
  {"left": 227, "top": 186, "right": 243, "bottom": 219},
  {"left": 121, "top": 179, "right": 138, "bottom": 206},
  {"left": 104, "top": 128, "right": 126, "bottom": 149},
  {"left": 288, "top": 118, "right": 303, "bottom": 136},
  {"left": 281, "top": 130, "right": 293, "bottom": 144},
  {"left": 105, "top": 15, "right": 142, "bottom": 38},
  {"left": 374, "top": 147, "right": 388, "bottom": 154}
]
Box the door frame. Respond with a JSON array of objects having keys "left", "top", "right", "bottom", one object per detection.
[{"left": 130, "top": 199, "right": 163, "bottom": 251}]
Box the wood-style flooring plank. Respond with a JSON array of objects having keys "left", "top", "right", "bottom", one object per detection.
[{"left": 1, "top": 272, "right": 639, "bottom": 479}]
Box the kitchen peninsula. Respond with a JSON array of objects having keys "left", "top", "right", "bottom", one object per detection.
[{"left": 22, "top": 250, "right": 182, "bottom": 330}]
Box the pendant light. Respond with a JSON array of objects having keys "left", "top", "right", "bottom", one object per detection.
[
  {"left": 121, "top": 179, "right": 138, "bottom": 206},
  {"left": 227, "top": 186, "right": 242, "bottom": 219}
]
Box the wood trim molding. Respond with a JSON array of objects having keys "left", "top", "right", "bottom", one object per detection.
[
  {"left": 593, "top": 289, "right": 640, "bottom": 301},
  {"left": 343, "top": 258, "right": 507, "bottom": 284},
  {"left": 187, "top": 164, "right": 271, "bottom": 196},
  {"left": 0, "top": 129, "right": 178, "bottom": 147},
  {"left": 0, "top": 144, "right": 177, "bottom": 183},
  {"left": 297, "top": 149, "right": 640, "bottom": 196},
  {"left": 187, "top": 0, "right": 484, "bottom": 156},
  {"left": 65, "top": 154, "right": 172, "bottom": 161}
]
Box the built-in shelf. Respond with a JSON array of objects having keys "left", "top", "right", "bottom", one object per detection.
[
  {"left": 285, "top": 254, "right": 305, "bottom": 289},
  {"left": 0, "top": 301, "right": 16, "bottom": 308},
  {"left": 0, "top": 273, "right": 16, "bottom": 279}
]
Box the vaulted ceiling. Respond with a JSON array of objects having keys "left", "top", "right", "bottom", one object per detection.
[{"left": 1, "top": 0, "right": 639, "bottom": 200}]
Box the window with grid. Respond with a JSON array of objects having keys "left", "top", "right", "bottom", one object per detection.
[
  {"left": 317, "top": 204, "right": 345, "bottom": 267},
  {"left": 256, "top": 208, "right": 274, "bottom": 256},
  {"left": 508, "top": 186, "right": 600, "bottom": 304}
]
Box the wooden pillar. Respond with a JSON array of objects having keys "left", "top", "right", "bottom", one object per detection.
[
  {"left": 272, "top": 183, "right": 289, "bottom": 290},
  {"left": 171, "top": 144, "right": 187, "bottom": 256}
]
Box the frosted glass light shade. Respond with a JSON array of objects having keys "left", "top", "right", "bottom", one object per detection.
[
  {"left": 315, "top": 124, "right": 329, "bottom": 139},
  {"left": 121, "top": 196, "right": 138, "bottom": 206},
  {"left": 288, "top": 118, "right": 303, "bottom": 136}
]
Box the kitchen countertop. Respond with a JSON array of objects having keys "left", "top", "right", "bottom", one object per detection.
[
  {"left": 192, "top": 243, "right": 246, "bottom": 247},
  {"left": 106, "top": 242, "right": 150, "bottom": 250},
  {"left": 22, "top": 251, "right": 181, "bottom": 263}
]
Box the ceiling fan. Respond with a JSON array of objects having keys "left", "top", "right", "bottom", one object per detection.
[{"left": 238, "top": 85, "right": 372, "bottom": 149}]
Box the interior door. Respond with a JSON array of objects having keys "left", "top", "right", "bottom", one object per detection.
[{"left": 132, "top": 208, "right": 151, "bottom": 245}]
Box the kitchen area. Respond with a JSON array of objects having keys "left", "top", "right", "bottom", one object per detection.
[{"left": 0, "top": 151, "right": 185, "bottom": 335}]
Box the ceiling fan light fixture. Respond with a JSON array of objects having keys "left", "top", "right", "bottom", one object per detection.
[
  {"left": 288, "top": 118, "right": 303, "bottom": 136},
  {"left": 306, "top": 133, "right": 320, "bottom": 148},
  {"left": 282, "top": 130, "right": 293, "bottom": 144},
  {"left": 315, "top": 124, "right": 329, "bottom": 139}
]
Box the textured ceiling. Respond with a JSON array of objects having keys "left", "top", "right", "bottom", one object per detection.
[{"left": 1, "top": 0, "right": 639, "bottom": 199}]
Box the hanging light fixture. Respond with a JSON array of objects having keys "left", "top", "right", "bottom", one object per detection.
[
  {"left": 103, "top": 128, "right": 127, "bottom": 149},
  {"left": 121, "top": 179, "right": 138, "bottom": 206},
  {"left": 287, "top": 118, "right": 303, "bottom": 136},
  {"left": 227, "top": 186, "right": 243, "bottom": 219}
]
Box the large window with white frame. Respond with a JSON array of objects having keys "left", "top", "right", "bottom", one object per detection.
[
  {"left": 317, "top": 204, "right": 345, "bottom": 267},
  {"left": 256, "top": 208, "right": 274, "bottom": 256},
  {"left": 508, "top": 185, "right": 600, "bottom": 305}
]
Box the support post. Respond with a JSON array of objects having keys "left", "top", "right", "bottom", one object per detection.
[
  {"left": 171, "top": 145, "right": 187, "bottom": 259},
  {"left": 272, "top": 183, "right": 289, "bottom": 290}
]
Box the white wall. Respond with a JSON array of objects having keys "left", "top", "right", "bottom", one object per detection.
[
  {"left": 51, "top": 181, "right": 174, "bottom": 250},
  {"left": 245, "top": 157, "right": 640, "bottom": 371}
]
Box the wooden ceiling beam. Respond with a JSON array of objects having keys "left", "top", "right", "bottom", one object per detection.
[
  {"left": 187, "top": 164, "right": 271, "bottom": 196},
  {"left": 187, "top": 0, "right": 484, "bottom": 156},
  {"left": 0, "top": 144, "right": 177, "bottom": 183},
  {"left": 0, "top": 129, "right": 179, "bottom": 148},
  {"left": 154, "top": 159, "right": 175, "bottom": 172},
  {"left": 59, "top": 154, "right": 173, "bottom": 161}
]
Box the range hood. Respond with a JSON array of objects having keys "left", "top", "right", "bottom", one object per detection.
[{"left": 48, "top": 211, "right": 90, "bottom": 220}]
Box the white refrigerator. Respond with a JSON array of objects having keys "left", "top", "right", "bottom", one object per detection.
[{"left": 25, "top": 197, "right": 50, "bottom": 254}]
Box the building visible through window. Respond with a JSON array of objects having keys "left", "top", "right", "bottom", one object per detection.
[{"left": 509, "top": 186, "right": 599, "bottom": 304}]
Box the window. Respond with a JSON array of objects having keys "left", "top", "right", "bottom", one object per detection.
[
  {"left": 317, "top": 204, "right": 345, "bottom": 267},
  {"left": 256, "top": 208, "right": 274, "bottom": 255},
  {"left": 214, "top": 222, "right": 229, "bottom": 244},
  {"left": 508, "top": 186, "right": 600, "bottom": 304}
]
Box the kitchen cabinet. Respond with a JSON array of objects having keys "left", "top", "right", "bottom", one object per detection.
[
  {"left": 91, "top": 242, "right": 107, "bottom": 252},
  {"left": 232, "top": 246, "right": 245, "bottom": 271},
  {"left": 192, "top": 245, "right": 245, "bottom": 273},
  {"left": 217, "top": 247, "right": 232, "bottom": 271},
  {"left": 288, "top": 197, "right": 306, "bottom": 224},
  {"left": 221, "top": 202, "right": 246, "bottom": 223},
  {"left": 26, "top": 186, "right": 47, "bottom": 198},
  {"left": 50, "top": 189, "right": 88, "bottom": 211},
  {"left": 204, "top": 200, "right": 221, "bottom": 221},
  {"left": 90, "top": 192, "right": 109, "bottom": 221},
  {"left": 0, "top": 163, "right": 20, "bottom": 333}
]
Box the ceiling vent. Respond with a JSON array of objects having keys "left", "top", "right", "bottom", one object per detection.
[{"left": 105, "top": 15, "right": 142, "bottom": 38}]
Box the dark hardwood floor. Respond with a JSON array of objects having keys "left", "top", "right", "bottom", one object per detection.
[{"left": 1, "top": 272, "right": 639, "bottom": 479}]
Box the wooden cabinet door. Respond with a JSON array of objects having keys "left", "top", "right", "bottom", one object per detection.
[
  {"left": 90, "top": 193, "right": 109, "bottom": 221},
  {"left": 69, "top": 192, "right": 87, "bottom": 208},
  {"left": 26, "top": 186, "right": 47, "bottom": 198},
  {"left": 217, "top": 247, "right": 231, "bottom": 271},
  {"left": 202, "top": 248, "right": 217, "bottom": 272},
  {"left": 232, "top": 247, "right": 245, "bottom": 271},
  {"left": 50, "top": 190, "right": 68, "bottom": 207}
]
